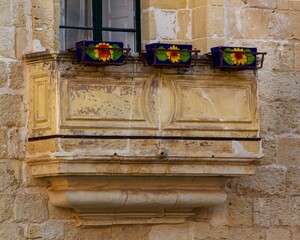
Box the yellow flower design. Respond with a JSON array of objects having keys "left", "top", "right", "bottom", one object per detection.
[
  {"left": 94, "top": 43, "right": 113, "bottom": 61},
  {"left": 230, "top": 48, "right": 247, "bottom": 65},
  {"left": 166, "top": 45, "right": 180, "bottom": 63}
]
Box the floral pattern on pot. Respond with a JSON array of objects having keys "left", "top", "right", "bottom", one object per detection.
[
  {"left": 155, "top": 45, "right": 191, "bottom": 64},
  {"left": 85, "top": 42, "right": 123, "bottom": 62},
  {"left": 223, "top": 47, "right": 256, "bottom": 66}
]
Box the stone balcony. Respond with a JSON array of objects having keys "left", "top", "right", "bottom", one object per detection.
[{"left": 25, "top": 52, "right": 262, "bottom": 227}]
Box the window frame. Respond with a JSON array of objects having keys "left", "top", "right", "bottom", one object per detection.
[{"left": 59, "top": 0, "right": 141, "bottom": 51}]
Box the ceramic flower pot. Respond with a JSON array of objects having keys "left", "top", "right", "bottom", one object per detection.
[
  {"left": 210, "top": 46, "right": 257, "bottom": 69},
  {"left": 145, "top": 43, "right": 193, "bottom": 66},
  {"left": 76, "top": 40, "right": 124, "bottom": 64}
]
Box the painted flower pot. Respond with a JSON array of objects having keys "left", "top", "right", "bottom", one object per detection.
[
  {"left": 145, "top": 43, "right": 193, "bottom": 66},
  {"left": 210, "top": 46, "right": 257, "bottom": 69},
  {"left": 76, "top": 40, "right": 124, "bottom": 64}
]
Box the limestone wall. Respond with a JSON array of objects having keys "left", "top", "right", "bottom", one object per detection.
[{"left": 0, "top": 0, "right": 299, "bottom": 239}]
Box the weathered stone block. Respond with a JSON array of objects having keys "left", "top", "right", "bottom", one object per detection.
[
  {"left": 189, "top": 0, "right": 208, "bottom": 8},
  {"left": 266, "top": 229, "right": 291, "bottom": 240},
  {"left": 292, "top": 230, "right": 300, "bottom": 240},
  {"left": 290, "top": 11, "right": 300, "bottom": 40},
  {"left": 260, "top": 101, "right": 300, "bottom": 136},
  {"left": 192, "top": 7, "right": 207, "bottom": 38},
  {"left": 149, "top": 222, "right": 193, "bottom": 240},
  {"left": 295, "top": 42, "right": 300, "bottom": 71},
  {"left": 8, "top": 128, "right": 26, "bottom": 159},
  {"left": 259, "top": 72, "right": 300, "bottom": 102},
  {"left": 210, "top": 203, "right": 227, "bottom": 226},
  {"left": 27, "top": 221, "right": 65, "bottom": 240},
  {"left": 244, "top": 9, "right": 269, "bottom": 39},
  {"left": 246, "top": 0, "right": 277, "bottom": 9},
  {"left": 230, "top": 228, "right": 266, "bottom": 240},
  {"left": 227, "top": 195, "right": 253, "bottom": 227},
  {"left": 0, "top": 0, "right": 11, "bottom": 27},
  {"left": 48, "top": 203, "right": 73, "bottom": 220},
  {"left": 236, "top": 165, "right": 286, "bottom": 196},
  {"left": 268, "top": 11, "right": 292, "bottom": 40},
  {"left": 0, "top": 94, "right": 23, "bottom": 127},
  {"left": 16, "top": 28, "right": 28, "bottom": 60},
  {"left": 207, "top": 6, "right": 224, "bottom": 37},
  {"left": 150, "top": 0, "right": 187, "bottom": 9},
  {"left": 193, "top": 222, "right": 230, "bottom": 240},
  {"left": 142, "top": 11, "right": 156, "bottom": 41},
  {"left": 0, "top": 61, "right": 7, "bottom": 87},
  {"left": 0, "top": 27, "right": 15, "bottom": 59},
  {"left": 0, "top": 223, "right": 25, "bottom": 240},
  {"left": 64, "top": 223, "right": 112, "bottom": 240},
  {"left": 14, "top": 194, "right": 49, "bottom": 223},
  {"left": 0, "top": 195, "right": 14, "bottom": 223},
  {"left": 154, "top": 10, "right": 177, "bottom": 40},
  {"left": 0, "top": 128, "right": 8, "bottom": 158},
  {"left": 278, "top": 136, "right": 300, "bottom": 166},
  {"left": 0, "top": 160, "right": 21, "bottom": 193},
  {"left": 112, "top": 225, "right": 151, "bottom": 240},
  {"left": 254, "top": 198, "right": 298, "bottom": 227},
  {"left": 289, "top": 2, "right": 300, "bottom": 11},
  {"left": 8, "top": 61, "right": 24, "bottom": 90},
  {"left": 277, "top": 0, "right": 289, "bottom": 10},
  {"left": 226, "top": 7, "right": 244, "bottom": 38},
  {"left": 177, "top": 10, "right": 191, "bottom": 40},
  {"left": 286, "top": 168, "right": 300, "bottom": 196},
  {"left": 11, "top": 0, "right": 26, "bottom": 27}
]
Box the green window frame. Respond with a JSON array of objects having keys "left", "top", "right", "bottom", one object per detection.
[{"left": 60, "top": 0, "right": 141, "bottom": 51}]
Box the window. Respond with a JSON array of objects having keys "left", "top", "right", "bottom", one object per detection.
[{"left": 60, "top": 0, "right": 141, "bottom": 51}]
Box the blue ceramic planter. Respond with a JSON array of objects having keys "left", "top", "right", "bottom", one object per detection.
[
  {"left": 76, "top": 40, "right": 124, "bottom": 64},
  {"left": 210, "top": 46, "right": 257, "bottom": 69},
  {"left": 145, "top": 43, "right": 193, "bottom": 66}
]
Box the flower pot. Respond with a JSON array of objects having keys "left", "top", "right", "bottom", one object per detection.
[
  {"left": 76, "top": 40, "right": 125, "bottom": 64},
  {"left": 145, "top": 43, "right": 193, "bottom": 66},
  {"left": 210, "top": 46, "right": 257, "bottom": 69}
]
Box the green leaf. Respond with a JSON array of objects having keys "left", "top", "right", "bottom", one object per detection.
[
  {"left": 111, "top": 44, "right": 122, "bottom": 60},
  {"left": 223, "top": 48, "right": 234, "bottom": 65},
  {"left": 180, "top": 49, "right": 191, "bottom": 63},
  {"left": 244, "top": 49, "right": 255, "bottom": 65},
  {"left": 86, "top": 44, "right": 98, "bottom": 60},
  {"left": 156, "top": 46, "right": 168, "bottom": 61}
]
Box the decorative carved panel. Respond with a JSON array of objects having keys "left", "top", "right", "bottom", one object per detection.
[{"left": 60, "top": 74, "right": 158, "bottom": 130}]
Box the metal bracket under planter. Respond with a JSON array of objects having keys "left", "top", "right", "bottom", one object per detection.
[
  {"left": 142, "top": 48, "right": 201, "bottom": 68},
  {"left": 207, "top": 50, "right": 267, "bottom": 71},
  {"left": 77, "top": 46, "right": 131, "bottom": 66}
]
